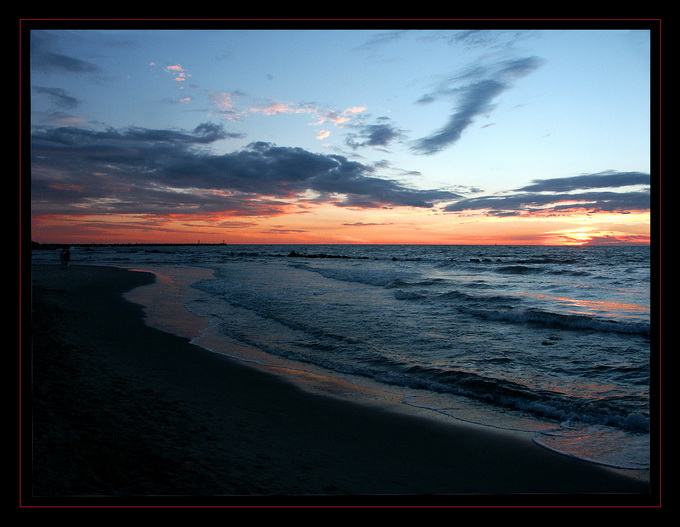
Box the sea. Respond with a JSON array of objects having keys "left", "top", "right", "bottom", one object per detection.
[{"left": 32, "top": 244, "right": 655, "bottom": 472}]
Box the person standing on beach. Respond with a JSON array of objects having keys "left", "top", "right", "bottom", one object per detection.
[{"left": 60, "top": 247, "right": 71, "bottom": 269}]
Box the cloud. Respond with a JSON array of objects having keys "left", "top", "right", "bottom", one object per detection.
[
  {"left": 32, "top": 121, "right": 237, "bottom": 148},
  {"left": 249, "top": 100, "right": 367, "bottom": 128},
  {"left": 429, "top": 29, "right": 537, "bottom": 52},
  {"left": 31, "top": 122, "right": 463, "bottom": 219},
  {"left": 250, "top": 100, "right": 301, "bottom": 116},
  {"left": 516, "top": 171, "right": 650, "bottom": 192},
  {"left": 412, "top": 56, "right": 545, "bottom": 155},
  {"left": 32, "top": 86, "right": 80, "bottom": 109},
  {"left": 30, "top": 31, "right": 101, "bottom": 74},
  {"left": 260, "top": 228, "right": 309, "bottom": 234},
  {"left": 358, "top": 30, "right": 410, "bottom": 50},
  {"left": 443, "top": 171, "right": 651, "bottom": 216},
  {"left": 342, "top": 222, "right": 395, "bottom": 226},
  {"left": 577, "top": 233, "right": 651, "bottom": 246},
  {"left": 345, "top": 118, "right": 406, "bottom": 150},
  {"left": 164, "top": 64, "right": 191, "bottom": 82},
  {"left": 207, "top": 91, "right": 248, "bottom": 120}
]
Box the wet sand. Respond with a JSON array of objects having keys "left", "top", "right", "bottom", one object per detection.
[{"left": 24, "top": 264, "right": 654, "bottom": 507}]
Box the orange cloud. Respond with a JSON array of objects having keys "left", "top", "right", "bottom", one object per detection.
[
  {"left": 249, "top": 101, "right": 367, "bottom": 127},
  {"left": 164, "top": 64, "right": 191, "bottom": 82},
  {"left": 31, "top": 205, "right": 652, "bottom": 246}
]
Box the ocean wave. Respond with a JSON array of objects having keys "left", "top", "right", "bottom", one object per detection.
[
  {"left": 391, "top": 277, "right": 445, "bottom": 288},
  {"left": 435, "top": 290, "right": 475, "bottom": 302},
  {"left": 496, "top": 265, "right": 543, "bottom": 275},
  {"left": 532, "top": 424, "right": 650, "bottom": 470},
  {"left": 458, "top": 305, "right": 650, "bottom": 335},
  {"left": 393, "top": 290, "right": 425, "bottom": 300},
  {"left": 292, "top": 263, "right": 412, "bottom": 288},
  {"left": 134, "top": 245, "right": 650, "bottom": 464},
  {"left": 514, "top": 257, "right": 579, "bottom": 265},
  {"left": 400, "top": 365, "right": 649, "bottom": 433},
  {"left": 546, "top": 269, "right": 591, "bottom": 277}
]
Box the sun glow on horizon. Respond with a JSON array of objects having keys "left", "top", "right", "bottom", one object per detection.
[
  {"left": 30, "top": 205, "right": 651, "bottom": 246},
  {"left": 26, "top": 26, "right": 654, "bottom": 248}
]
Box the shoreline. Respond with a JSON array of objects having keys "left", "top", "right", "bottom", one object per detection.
[
  {"left": 25, "top": 264, "right": 654, "bottom": 506},
  {"left": 126, "top": 264, "right": 653, "bottom": 478},
  {"left": 123, "top": 265, "right": 493, "bottom": 427}
]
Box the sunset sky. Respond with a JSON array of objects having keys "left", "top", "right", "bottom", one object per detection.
[{"left": 26, "top": 22, "right": 655, "bottom": 246}]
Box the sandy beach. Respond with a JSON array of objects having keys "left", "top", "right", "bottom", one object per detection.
[{"left": 24, "top": 264, "right": 655, "bottom": 507}]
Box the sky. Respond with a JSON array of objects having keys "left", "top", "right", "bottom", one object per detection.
[{"left": 26, "top": 21, "right": 656, "bottom": 246}]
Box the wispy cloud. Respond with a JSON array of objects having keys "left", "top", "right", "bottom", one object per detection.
[
  {"left": 516, "top": 171, "right": 650, "bottom": 192},
  {"left": 352, "top": 29, "right": 545, "bottom": 155},
  {"left": 444, "top": 171, "right": 651, "bottom": 216},
  {"left": 412, "top": 56, "right": 545, "bottom": 155},
  {"left": 249, "top": 100, "right": 367, "bottom": 129},
  {"left": 425, "top": 29, "right": 537, "bottom": 52},
  {"left": 207, "top": 91, "right": 248, "bottom": 120},
  {"left": 30, "top": 31, "right": 101, "bottom": 74},
  {"left": 32, "top": 86, "right": 80, "bottom": 109}
]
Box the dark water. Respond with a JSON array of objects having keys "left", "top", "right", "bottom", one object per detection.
[{"left": 34, "top": 244, "right": 653, "bottom": 469}]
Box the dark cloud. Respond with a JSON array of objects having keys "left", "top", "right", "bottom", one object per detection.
[
  {"left": 30, "top": 31, "right": 101, "bottom": 74},
  {"left": 32, "top": 122, "right": 237, "bottom": 147},
  {"left": 31, "top": 122, "right": 463, "bottom": 218},
  {"left": 443, "top": 171, "right": 651, "bottom": 216},
  {"left": 578, "top": 234, "right": 651, "bottom": 246},
  {"left": 352, "top": 30, "right": 544, "bottom": 156},
  {"left": 516, "top": 171, "right": 651, "bottom": 192},
  {"left": 345, "top": 119, "right": 406, "bottom": 150},
  {"left": 33, "top": 86, "right": 80, "bottom": 109},
  {"left": 445, "top": 191, "right": 650, "bottom": 216},
  {"left": 261, "top": 228, "right": 309, "bottom": 234},
  {"left": 412, "top": 56, "right": 545, "bottom": 155}
]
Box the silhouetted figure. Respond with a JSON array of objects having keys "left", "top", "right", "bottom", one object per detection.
[{"left": 60, "top": 247, "right": 71, "bottom": 269}]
